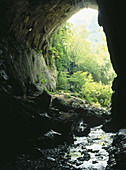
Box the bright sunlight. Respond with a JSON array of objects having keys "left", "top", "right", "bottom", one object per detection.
[{"left": 50, "top": 8, "right": 116, "bottom": 108}]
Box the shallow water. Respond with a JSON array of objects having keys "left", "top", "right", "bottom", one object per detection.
[
  {"left": 1, "top": 124, "right": 117, "bottom": 170},
  {"left": 65, "top": 125, "right": 116, "bottom": 169}
]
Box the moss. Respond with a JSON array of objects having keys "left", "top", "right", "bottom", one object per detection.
[
  {"left": 64, "top": 94, "right": 71, "bottom": 99},
  {"left": 39, "top": 73, "right": 46, "bottom": 84}
]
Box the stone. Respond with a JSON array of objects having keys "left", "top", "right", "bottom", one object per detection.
[
  {"left": 0, "top": 38, "right": 56, "bottom": 95},
  {"left": 52, "top": 97, "right": 70, "bottom": 112},
  {"left": 92, "top": 160, "right": 98, "bottom": 164},
  {"left": 73, "top": 120, "right": 90, "bottom": 137},
  {"left": 83, "top": 153, "right": 91, "bottom": 161},
  {"left": 83, "top": 107, "right": 109, "bottom": 127},
  {"left": 0, "top": 91, "right": 52, "bottom": 160},
  {"left": 51, "top": 95, "right": 110, "bottom": 127},
  {"left": 48, "top": 107, "right": 61, "bottom": 118},
  {"left": 77, "top": 157, "right": 85, "bottom": 161},
  {"left": 107, "top": 128, "right": 126, "bottom": 169},
  {"left": 0, "top": 0, "right": 97, "bottom": 98},
  {"left": 0, "top": 0, "right": 97, "bottom": 50},
  {"left": 0, "top": 0, "right": 126, "bottom": 168},
  {"left": 102, "top": 119, "right": 124, "bottom": 133}
]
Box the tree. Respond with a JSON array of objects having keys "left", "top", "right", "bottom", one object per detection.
[{"left": 50, "top": 22, "right": 116, "bottom": 108}]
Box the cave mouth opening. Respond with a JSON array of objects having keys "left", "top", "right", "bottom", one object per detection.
[
  {"left": 0, "top": 2, "right": 125, "bottom": 169},
  {"left": 52, "top": 8, "right": 116, "bottom": 109}
]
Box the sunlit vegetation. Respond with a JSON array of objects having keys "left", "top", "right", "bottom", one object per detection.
[{"left": 49, "top": 22, "right": 116, "bottom": 108}]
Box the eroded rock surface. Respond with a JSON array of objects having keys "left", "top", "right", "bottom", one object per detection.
[
  {"left": 0, "top": 93, "right": 123, "bottom": 170},
  {"left": 106, "top": 128, "right": 126, "bottom": 170},
  {"left": 0, "top": 37, "right": 56, "bottom": 95},
  {"left": 0, "top": 0, "right": 126, "bottom": 169},
  {"left": 0, "top": 0, "right": 97, "bottom": 51},
  {"left": 51, "top": 94, "right": 110, "bottom": 127}
]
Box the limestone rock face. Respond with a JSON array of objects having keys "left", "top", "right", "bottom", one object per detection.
[
  {"left": 0, "top": 37, "right": 56, "bottom": 95},
  {"left": 2, "top": 0, "right": 96, "bottom": 50},
  {"left": 1, "top": 0, "right": 126, "bottom": 167},
  {"left": 0, "top": 0, "right": 97, "bottom": 95}
]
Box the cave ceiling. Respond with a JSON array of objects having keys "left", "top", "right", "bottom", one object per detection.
[{"left": 3, "top": 0, "right": 97, "bottom": 50}]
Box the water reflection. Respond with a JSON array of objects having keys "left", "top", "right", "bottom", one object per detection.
[{"left": 65, "top": 125, "right": 116, "bottom": 169}]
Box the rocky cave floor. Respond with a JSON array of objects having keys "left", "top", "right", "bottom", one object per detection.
[{"left": 0, "top": 93, "right": 126, "bottom": 170}]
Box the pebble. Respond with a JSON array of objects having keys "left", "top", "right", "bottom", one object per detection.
[
  {"left": 77, "top": 157, "right": 85, "bottom": 161},
  {"left": 0, "top": 124, "right": 117, "bottom": 170},
  {"left": 92, "top": 160, "right": 98, "bottom": 164}
]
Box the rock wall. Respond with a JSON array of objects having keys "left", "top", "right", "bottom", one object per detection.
[
  {"left": 96, "top": 0, "right": 126, "bottom": 130},
  {"left": 0, "top": 37, "right": 56, "bottom": 95},
  {"left": 0, "top": 0, "right": 125, "bottom": 128},
  {"left": 0, "top": 0, "right": 97, "bottom": 95},
  {"left": 0, "top": 0, "right": 126, "bottom": 167},
  {"left": 1, "top": 0, "right": 97, "bottom": 51},
  {"left": 0, "top": 0, "right": 125, "bottom": 134}
]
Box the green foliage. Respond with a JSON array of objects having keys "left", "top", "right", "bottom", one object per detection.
[
  {"left": 40, "top": 50, "right": 43, "bottom": 53},
  {"left": 50, "top": 22, "right": 116, "bottom": 108},
  {"left": 80, "top": 75, "right": 112, "bottom": 107},
  {"left": 64, "top": 94, "right": 71, "bottom": 99},
  {"left": 39, "top": 73, "right": 46, "bottom": 84},
  {"left": 68, "top": 71, "right": 88, "bottom": 92},
  {"left": 56, "top": 71, "right": 68, "bottom": 90}
]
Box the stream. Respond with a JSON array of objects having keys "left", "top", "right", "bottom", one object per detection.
[
  {"left": 64, "top": 124, "right": 116, "bottom": 169},
  {"left": 1, "top": 123, "right": 117, "bottom": 170}
]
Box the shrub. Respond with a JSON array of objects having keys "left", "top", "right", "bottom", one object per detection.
[
  {"left": 56, "top": 72, "right": 68, "bottom": 90},
  {"left": 81, "top": 77, "right": 112, "bottom": 108}
]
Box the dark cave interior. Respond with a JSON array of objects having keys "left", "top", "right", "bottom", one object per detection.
[{"left": 0, "top": 0, "right": 126, "bottom": 169}]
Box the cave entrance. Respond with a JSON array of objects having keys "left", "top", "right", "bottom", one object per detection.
[{"left": 52, "top": 8, "right": 116, "bottom": 109}]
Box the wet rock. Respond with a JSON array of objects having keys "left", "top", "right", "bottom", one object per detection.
[
  {"left": 77, "top": 157, "right": 85, "bottom": 161},
  {"left": 107, "top": 128, "right": 126, "bottom": 169},
  {"left": 0, "top": 48, "right": 12, "bottom": 95},
  {"left": 30, "top": 116, "right": 73, "bottom": 149},
  {"left": 83, "top": 107, "right": 110, "bottom": 127},
  {"left": 47, "top": 156, "right": 56, "bottom": 162},
  {"left": 48, "top": 107, "right": 61, "bottom": 118},
  {"left": 32, "top": 130, "right": 65, "bottom": 149},
  {"left": 69, "top": 98, "right": 86, "bottom": 111},
  {"left": 83, "top": 153, "right": 91, "bottom": 161},
  {"left": 76, "top": 161, "right": 83, "bottom": 166},
  {"left": 0, "top": 125, "right": 116, "bottom": 170},
  {"left": 0, "top": 37, "right": 56, "bottom": 96},
  {"left": 0, "top": 143, "right": 70, "bottom": 170},
  {"left": 0, "top": 91, "right": 52, "bottom": 161},
  {"left": 92, "top": 160, "right": 98, "bottom": 164},
  {"left": 0, "top": 92, "right": 113, "bottom": 168},
  {"left": 0, "top": 91, "right": 74, "bottom": 163},
  {"left": 44, "top": 129, "right": 61, "bottom": 138},
  {"left": 51, "top": 95, "right": 110, "bottom": 128},
  {"left": 73, "top": 120, "right": 90, "bottom": 137},
  {"left": 51, "top": 95, "right": 86, "bottom": 114},
  {"left": 52, "top": 97, "right": 70, "bottom": 112}
]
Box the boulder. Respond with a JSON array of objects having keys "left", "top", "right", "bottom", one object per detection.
[
  {"left": 52, "top": 97, "right": 70, "bottom": 112},
  {"left": 51, "top": 95, "right": 110, "bottom": 127},
  {"left": 73, "top": 120, "right": 90, "bottom": 137},
  {"left": 83, "top": 107, "right": 110, "bottom": 127},
  {"left": 0, "top": 91, "right": 52, "bottom": 160},
  {"left": 0, "top": 91, "right": 75, "bottom": 162},
  {"left": 107, "top": 128, "right": 126, "bottom": 169}
]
